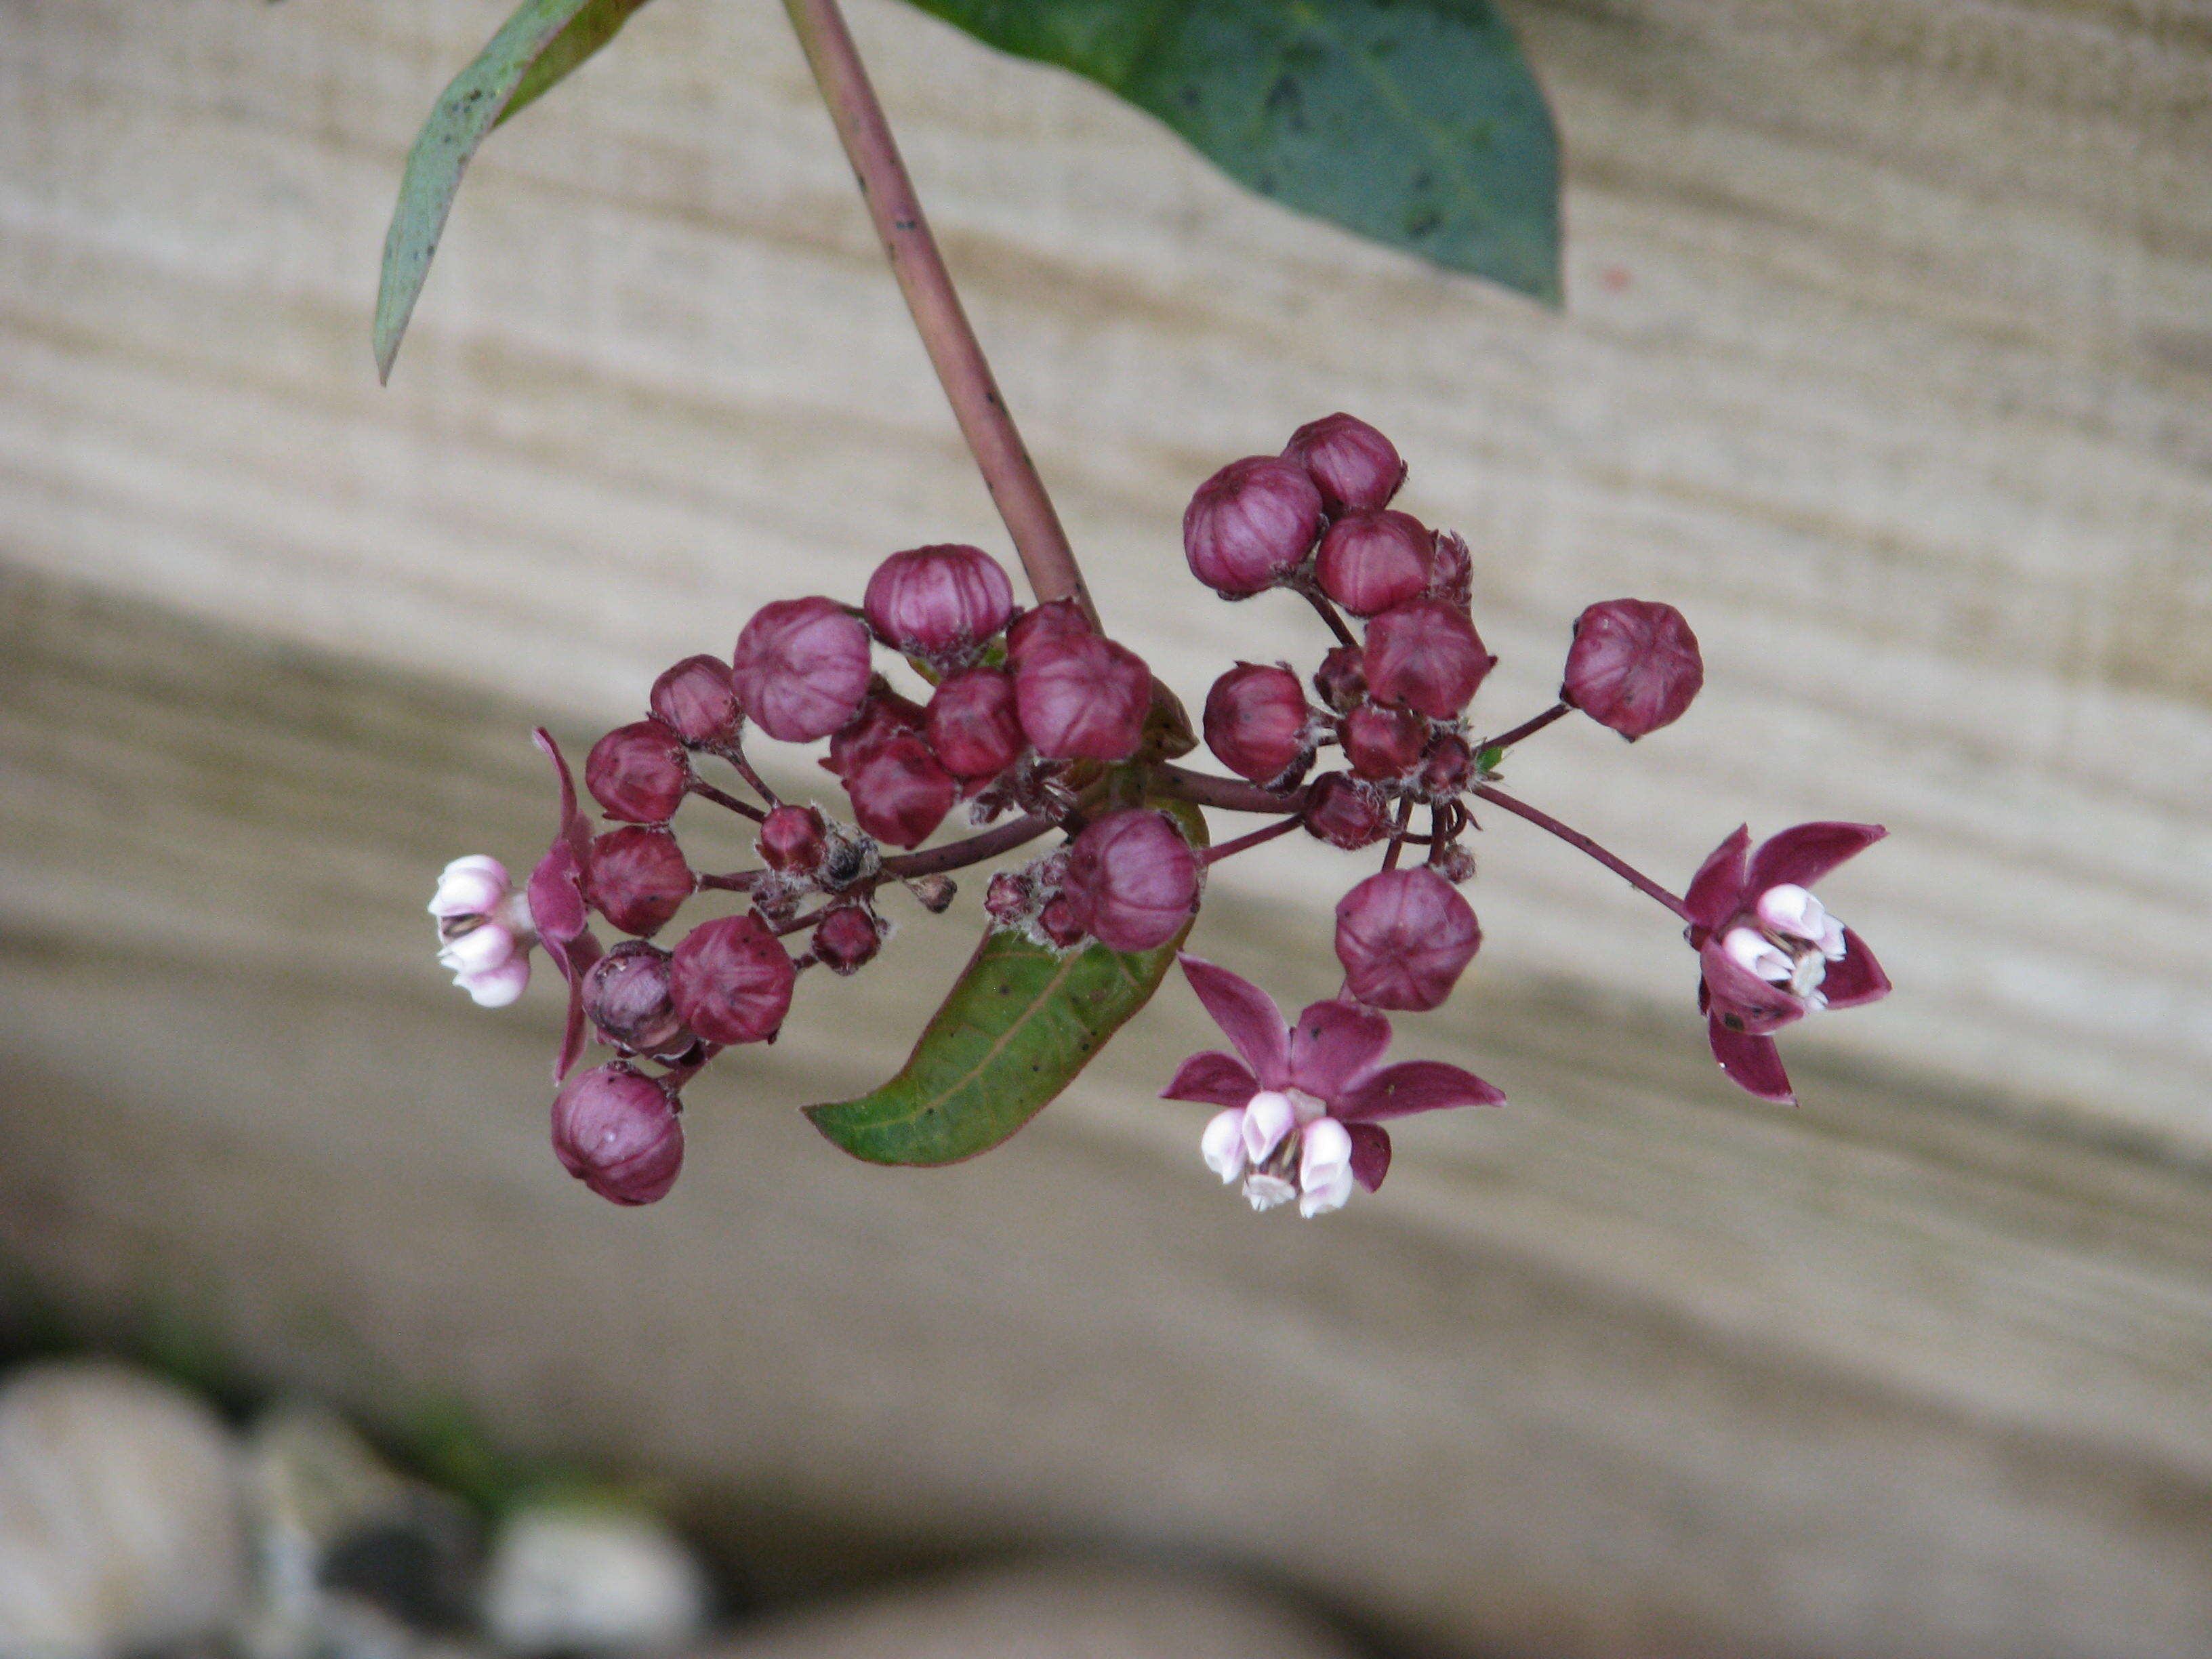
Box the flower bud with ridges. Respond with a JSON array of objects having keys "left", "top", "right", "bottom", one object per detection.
[
  {"left": 1302, "top": 772, "right": 1387, "bottom": 849},
  {"left": 649, "top": 654, "right": 741, "bottom": 745},
  {"left": 586, "top": 720, "right": 691, "bottom": 824},
  {"left": 731, "top": 597, "right": 873, "bottom": 742},
  {"left": 1283, "top": 413, "right": 1406, "bottom": 514},
  {"left": 1312, "top": 644, "right": 1367, "bottom": 714},
  {"left": 550, "top": 1063, "right": 683, "bottom": 1206},
  {"left": 1335, "top": 867, "right": 1481, "bottom": 1012},
  {"left": 1561, "top": 598, "right": 1704, "bottom": 739},
  {"left": 1418, "top": 733, "right": 1473, "bottom": 799},
  {"left": 825, "top": 684, "right": 926, "bottom": 779},
  {"left": 926, "top": 667, "right": 1024, "bottom": 782},
  {"left": 582, "top": 941, "right": 687, "bottom": 1054},
  {"left": 587, "top": 827, "right": 693, "bottom": 937},
  {"left": 1341, "top": 701, "right": 1428, "bottom": 781},
  {"left": 1203, "top": 662, "right": 1311, "bottom": 784},
  {"left": 1364, "top": 598, "right": 1495, "bottom": 719},
  {"left": 863, "top": 544, "right": 1015, "bottom": 659},
  {"left": 1061, "top": 808, "right": 1201, "bottom": 952},
  {"left": 812, "top": 904, "right": 885, "bottom": 975},
  {"left": 1183, "top": 457, "right": 1323, "bottom": 597},
  {"left": 841, "top": 731, "right": 956, "bottom": 849},
  {"left": 670, "top": 912, "right": 796, "bottom": 1044},
  {"left": 1013, "top": 632, "right": 1152, "bottom": 761},
  {"left": 758, "top": 804, "right": 828, "bottom": 874},
  {"left": 1315, "top": 510, "right": 1433, "bottom": 617}
]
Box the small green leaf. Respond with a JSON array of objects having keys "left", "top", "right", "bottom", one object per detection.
[
  {"left": 374, "top": 0, "right": 655, "bottom": 383},
  {"left": 806, "top": 802, "right": 1205, "bottom": 1166},
  {"left": 903, "top": 0, "right": 1559, "bottom": 302}
]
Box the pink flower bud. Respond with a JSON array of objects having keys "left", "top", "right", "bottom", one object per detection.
[
  {"left": 842, "top": 731, "right": 956, "bottom": 849},
  {"left": 1003, "top": 598, "right": 1091, "bottom": 667},
  {"left": 1429, "top": 841, "right": 1478, "bottom": 885},
  {"left": 825, "top": 684, "right": 926, "bottom": 778},
  {"left": 926, "top": 668, "right": 1024, "bottom": 782},
  {"left": 1315, "top": 510, "right": 1433, "bottom": 617},
  {"left": 1561, "top": 598, "right": 1704, "bottom": 740},
  {"left": 812, "top": 904, "right": 884, "bottom": 975},
  {"left": 1013, "top": 632, "right": 1152, "bottom": 761},
  {"left": 669, "top": 912, "right": 796, "bottom": 1044},
  {"left": 1364, "top": 598, "right": 1496, "bottom": 719},
  {"left": 1061, "top": 809, "right": 1200, "bottom": 951},
  {"left": 758, "top": 804, "right": 829, "bottom": 874},
  {"left": 1311, "top": 644, "right": 1368, "bottom": 714},
  {"left": 1334, "top": 866, "right": 1481, "bottom": 1012},
  {"left": 1182, "top": 457, "right": 1323, "bottom": 596},
  {"left": 586, "top": 720, "right": 691, "bottom": 824},
  {"left": 731, "top": 597, "right": 873, "bottom": 742},
  {"left": 1418, "top": 733, "right": 1473, "bottom": 798},
  {"left": 1035, "top": 895, "right": 1088, "bottom": 950},
  {"left": 582, "top": 941, "right": 687, "bottom": 1054},
  {"left": 649, "top": 654, "right": 740, "bottom": 745},
  {"left": 1302, "top": 772, "right": 1387, "bottom": 849},
  {"left": 587, "top": 827, "right": 693, "bottom": 937},
  {"left": 1283, "top": 413, "right": 1406, "bottom": 514},
  {"left": 863, "top": 544, "right": 1015, "bottom": 659},
  {"left": 1203, "top": 662, "right": 1311, "bottom": 784},
  {"left": 1340, "top": 701, "right": 1428, "bottom": 781},
  {"left": 551, "top": 1063, "right": 683, "bottom": 1206},
  {"left": 985, "top": 869, "right": 1032, "bottom": 925},
  {"left": 1428, "top": 531, "right": 1472, "bottom": 605}
]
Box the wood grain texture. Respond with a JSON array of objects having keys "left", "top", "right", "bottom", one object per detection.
[{"left": 2, "top": 1, "right": 2211, "bottom": 1653}]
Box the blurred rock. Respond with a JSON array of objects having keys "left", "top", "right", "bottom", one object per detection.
[
  {"left": 703, "top": 1562, "right": 1359, "bottom": 1659},
  {"left": 481, "top": 1504, "right": 708, "bottom": 1655},
  {"left": 0, "top": 1359, "right": 247, "bottom": 1658}
]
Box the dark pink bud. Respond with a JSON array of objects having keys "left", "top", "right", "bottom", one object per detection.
[
  {"left": 669, "top": 912, "right": 796, "bottom": 1044},
  {"left": 1203, "top": 662, "right": 1311, "bottom": 784},
  {"left": 582, "top": 941, "right": 687, "bottom": 1054},
  {"left": 1429, "top": 842, "right": 1477, "bottom": 885},
  {"left": 758, "top": 804, "right": 829, "bottom": 874},
  {"left": 1312, "top": 644, "right": 1368, "bottom": 714},
  {"left": 586, "top": 720, "right": 691, "bottom": 824},
  {"left": 1283, "top": 413, "right": 1406, "bottom": 514},
  {"left": 587, "top": 827, "right": 693, "bottom": 937},
  {"left": 1013, "top": 633, "right": 1152, "bottom": 761},
  {"left": 985, "top": 869, "right": 1032, "bottom": 924},
  {"left": 649, "top": 654, "right": 740, "bottom": 745},
  {"left": 1341, "top": 701, "right": 1427, "bottom": 781},
  {"left": 731, "top": 597, "right": 873, "bottom": 742},
  {"left": 1003, "top": 598, "right": 1092, "bottom": 667},
  {"left": 926, "top": 668, "right": 1024, "bottom": 782},
  {"left": 1035, "top": 895, "right": 1088, "bottom": 950},
  {"left": 825, "top": 684, "right": 926, "bottom": 779},
  {"left": 812, "top": 904, "right": 884, "bottom": 975},
  {"left": 1419, "top": 733, "right": 1473, "bottom": 798},
  {"left": 1315, "top": 510, "right": 1433, "bottom": 617},
  {"left": 1561, "top": 598, "right": 1704, "bottom": 740},
  {"left": 863, "top": 544, "right": 1015, "bottom": 659},
  {"left": 550, "top": 1063, "right": 683, "bottom": 1206},
  {"left": 1335, "top": 866, "right": 1481, "bottom": 1012},
  {"left": 842, "top": 731, "right": 956, "bottom": 849},
  {"left": 1061, "top": 808, "right": 1200, "bottom": 952},
  {"left": 1428, "top": 531, "right": 1472, "bottom": 605},
  {"left": 1364, "top": 598, "right": 1495, "bottom": 719},
  {"left": 1182, "top": 457, "right": 1323, "bottom": 596},
  {"left": 1301, "top": 772, "right": 1387, "bottom": 849}
]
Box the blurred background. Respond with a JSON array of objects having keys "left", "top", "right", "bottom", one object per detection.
[{"left": 3, "top": 0, "right": 2210, "bottom": 1654}]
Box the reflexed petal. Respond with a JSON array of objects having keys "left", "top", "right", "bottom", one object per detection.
[
  {"left": 1338, "top": 1060, "right": 1505, "bottom": 1122},
  {"left": 1699, "top": 938, "right": 1807, "bottom": 1037},
  {"left": 1347, "top": 1123, "right": 1392, "bottom": 1191},
  {"left": 1286, "top": 999, "right": 1393, "bottom": 1102},
  {"left": 1200, "top": 1109, "right": 1248, "bottom": 1183},
  {"left": 1161, "top": 1050, "right": 1261, "bottom": 1109},
  {"left": 552, "top": 930, "right": 602, "bottom": 1083},
  {"left": 1820, "top": 927, "right": 1892, "bottom": 1010},
  {"left": 1707, "top": 1017, "right": 1795, "bottom": 1103},
  {"left": 1683, "top": 825, "right": 1750, "bottom": 935},
  {"left": 1242, "top": 1090, "right": 1297, "bottom": 1163},
  {"left": 1177, "top": 955, "right": 1290, "bottom": 1084},
  {"left": 1747, "top": 821, "right": 1885, "bottom": 895}
]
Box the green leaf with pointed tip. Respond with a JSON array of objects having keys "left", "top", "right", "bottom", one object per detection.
[
  {"left": 806, "top": 802, "right": 1205, "bottom": 1166},
  {"left": 903, "top": 0, "right": 1559, "bottom": 303},
  {"left": 374, "top": 0, "right": 656, "bottom": 383}
]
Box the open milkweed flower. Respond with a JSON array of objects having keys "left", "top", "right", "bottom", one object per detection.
[
  {"left": 528, "top": 728, "right": 605, "bottom": 1081},
  {"left": 1162, "top": 956, "right": 1502, "bottom": 1217},
  {"left": 429, "top": 855, "right": 533, "bottom": 1008},
  {"left": 1685, "top": 821, "right": 1892, "bottom": 1104}
]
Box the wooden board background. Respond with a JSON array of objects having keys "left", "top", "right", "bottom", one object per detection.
[{"left": 2, "top": 1, "right": 2210, "bottom": 1654}]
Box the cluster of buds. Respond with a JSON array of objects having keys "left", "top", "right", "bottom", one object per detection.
[{"left": 437, "top": 414, "right": 1886, "bottom": 1216}]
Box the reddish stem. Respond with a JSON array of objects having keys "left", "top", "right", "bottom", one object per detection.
[
  {"left": 1201, "top": 815, "right": 1303, "bottom": 865},
  {"left": 1477, "top": 702, "right": 1570, "bottom": 754},
  {"left": 1469, "top": 783, "right": 1692, "bottom": 921},
  {"left": 1380, "top": 796, "right": 1414, "bottom": 872},
  {"left": 1151, "top": 763, "right": 1301, "bottom": 816},
  {"left": 1295, "top": 581, "right": 1358, "bottom": 649},
  {"left": 880, "top": 810, "right": 1057, "bottom": 878},
  {"left": 689, "top": 779, "right": 767, "bottom": 822}
]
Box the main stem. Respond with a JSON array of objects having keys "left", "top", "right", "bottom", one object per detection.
[
  {"left": 1471, "top": 783, "right": 1692, "bottom": 922},
  {"left": 781, "top": 0, "right": 1096, "bottom": 625}
]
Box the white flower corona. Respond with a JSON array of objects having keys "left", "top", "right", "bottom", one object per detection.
[
  {"left": 1196, "top": 1088, "right": 1348, "bottom": 1216},
  {"left": 1725, "top": 883, "right": 1853, "bottom": 1009},
  {"left": 430, "top": 856, "right": 536, "bottom": 1008}
]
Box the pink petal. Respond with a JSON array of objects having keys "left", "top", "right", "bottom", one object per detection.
[
  {"left": 1698, "top": 939, "right": 1807, "bottom": 1037},
  {"left": 1747, "top": 821, "right": 1885, "bottom": 895},
  {"left": 1707, "top": 1017, "right": 1794, "bottom": 1103},
  {"left": 1338, "top": 1061, "right": 1505, "bottom": 1122},
  {"left": 553, "top": 930, "right": 603, "bottom": 1084},
  {"left": 1347, "top": 1123, "right": 1392, "bottom": 1191},
  {"left": 1161, "top": 1050, "right": 1260, "bottom": 1109},
  {"left": 1176, "top": 955, "right": 1289, "bottom": 1085},
  {"left": 1683, "top": 825, "right": 1750, "bottom": 936},
  {"left": 1820, "top": 927, "right": 1891, "bottom": 1010},
  {"left": 1286, "top": 999, "right": 1393, "bottom": 1101}
]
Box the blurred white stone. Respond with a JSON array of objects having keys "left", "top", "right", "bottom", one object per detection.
[
  {"left": 482, "top": 1505, "right": 708, "bottom": 1655},
  {"left": 239, "top": 1401, "right": 413, "bottom": 1659},
  {"left": 0, "top": 1359, "right": 246, "bottom": 1658}
]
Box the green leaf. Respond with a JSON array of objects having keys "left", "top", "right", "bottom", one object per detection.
[
  {"left": 806, "top": 802, "right": 1205, "bottom": 1166},
  {"left": 903, "top": 0, "right": 1559, "bottom": 303},
  {"left": 374, "top": 0, "right": 656, "bottom": 383}
]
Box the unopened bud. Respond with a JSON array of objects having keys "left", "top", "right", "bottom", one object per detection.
[
  {"left": 826, "top": 683, "right": 926, "bottom": 778},
  {"left": 550, "top": 1063, "right": 683, "bottom": 1206},
  {"left": 1013, "top": 632, "right": 1152, "bottom": 761},
  {"left": 1561, "top": 598, "right": 1704, "bottom": 739},
  {"left": 758, "top": 804, "right": 829, "bottom": 874},
  {"left": 582, "top": 941, "right": 688, "bottom": 1054},
  {"left": 1034, "top": 894, "right": 1088, "bottom": 950},
  {"left": 1202, "top": 662, "right": 1311, "bottom": 784},
  {"left": 1428, "top": 842, "right": 1477, "bottom": 885},
  {"left": 1183, "top": 457, "right": 1323, "bottom": 597},
  {"left": 1364, "top": 598, "right": 1496, "bottom": 719},
  {"left": 1301, "top": 772, "right": 1387, "bottom": 849},
  {"left": 649, "top": 654, "right": 741, "bottom": 745},
  {"left": 812, "top": 904, "right": 884, "bottom": 975},
  {"left": 1060, "top": 809, "right": 1201, "bottom": 952},
  {"left": 1419, "top": 734, "right": 1473, "bottom": 798},
  {"left": 1340, "top": 701, "right": 1427, "bottom": 781},
  {"left": 669, "top": 912, "right": 796, "bottom": 1044},
  {"left": 1428, "top": 531, "right": 1472, "bottom": 605},
  {"left": 842, "top": 732, "right": 956, "bottom": 849},
  {"left": 1312, "top": 644, "right": 1368, "bottom": 714},
  {"left": 1334, "top": 867, "right": 1481, "bottom": 1012},
  {"left": 1003, "top": 599, "right": 1091, "bottom": 667},
  {"left": 926, "top": 668, "right": 1025, "bottom": 782},
  {"left": 905, "top": 873, "right": 957, "bottom": 914},
  {"left": 1315, "top": 510, "right": 1433, "bottom": 617},
  {"left": 586, "top": 720, "right": 691, "bottom": 824},
  {"left": 985, "top": 869, "right": 1032, "bottom": 924},
  {"left": 587, "top": 827, "right": 693, "bottom": 937},
  {"left": 1283, "top": 413, "right": 1406, "bottom": 514},
  {"left": 731, "top": 596, "right": 874, "bottom": 742},
  {"left": 863, "top": 544, "right": 1015, "bottom": 660}
]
